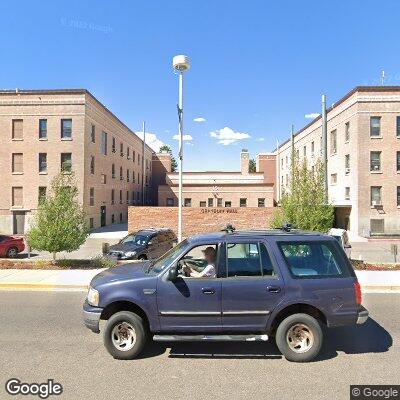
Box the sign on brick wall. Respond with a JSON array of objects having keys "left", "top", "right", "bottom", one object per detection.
[{"left": 128, "top": 207, "right": 274, "bottom": 236}]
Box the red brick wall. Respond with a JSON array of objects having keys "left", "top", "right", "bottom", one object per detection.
[{"left": 128, "top": 206, "right": 274, "bottom": 236}]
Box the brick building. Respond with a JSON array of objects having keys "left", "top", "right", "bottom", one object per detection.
[
  {"left": 0, "top": 89, "right": 154, "bottom": 234},
  {"left": 277, "top": 86, "right": 400, "bottom": 237},
  {"left": 155, "top": 149, "right": 276, "bottom": 208}
]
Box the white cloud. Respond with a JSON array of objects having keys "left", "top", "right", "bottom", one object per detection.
[
  {"left": 193, "top": 117, "right": 206, "bottom": 122},
  {"left": 305, "top": 113, "right": 320, "bottom": 119},
  {"left": 136, "top": 131, "right": 165, "bottom": 152},
  {"left": 256, "top": 137, "right": 265, "bottom": 142},
  {"left": 173, "top": 134, "right": 193, "bottom": 141},
  {"left": 209, "top": 126, "right": 250, "bottom": 146}
]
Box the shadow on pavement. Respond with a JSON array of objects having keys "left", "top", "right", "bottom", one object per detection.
[{"left": 137, "top": 317, "right": 392, "bottom": 361}]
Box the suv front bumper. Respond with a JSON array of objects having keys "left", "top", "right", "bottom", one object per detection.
[
  {"left": 83, "top": 300, "right": 102, "bottom": 333},
  {"left": 357, "top": 305, "right": 369, "bottom": 324}
]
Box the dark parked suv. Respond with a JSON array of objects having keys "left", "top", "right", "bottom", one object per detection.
[
  {"left": 107, "top": 228, "right": 177, "bottom": 260},
  {"left": 83, "top": 229, "right": 368, "bottom": 362}
]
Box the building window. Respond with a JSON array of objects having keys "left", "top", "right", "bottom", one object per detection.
[
  {"left": 61, "top": 153, "right": 72, "bottom": 172},
  {"left": 397, "top": 152, "right": 400, "bottom": 172},
  {"left": 217, "top": 198, "right": 222, "bottom": 207},
  {"left": 345, "top": 187, "right": 350, "bottom": 200},
  {"left": 12, "top": 153, "right": 23, "bottom": 174},
  {"left": 12, "top": 119, "right": 23, "bottom": 140},
  {"left": 397, "top": 117, "right": 400, "bottom": 138},
  {"left": 397, "top": 187, "right": 400, "bottom": 207},
  {"left": 132, "top": 171, "right": 135, "bottom": 183},
  {"left": 370, "top": 151, "right": 381, "bottom": 172},
  {"left": 119, "top": 190, "right": 123, "bottom": 204},
  {"left": 370, "top": 218, "right": 384, "bottom": 234},
  {"left": 137, "top": 172, "right": 140, "bottom": 184},
  {"left": 119, "top": 213, "right": 123, "bottom": 223},
  {"left": 131, "top": 191, "right": 135, "bottom": 205},
  {"left": 101, "top": 174, "right": 106, "bottom": 184},
  {"left": 89, "top": 188, "right": 94, "bottom": 206},
  {"left": 166, "top": 198, "right": 174, "bottom": 206},
  {"left": 111, "top": 214, "right": 115, "bottom": 224},
  {"left": 371, "top": 186, "right": 382, "bottom": 206},
  {"left": 345, "top": 122, "right": 350, "bottom": 142},
  {"left": 111, "top": 189, "right": 115, "bottom": 205},
  {"left": 39, "top": 119, "right": 47, "bottom": 139},
  {"left": 225, "top": 201, "right": 232, "bottom": 208},
  {"left": 89, "top": 218, "right": 94, "bottom": 229},
  {"left": 258, "top": 198, "right": 265, "bottom": 207},
  {"left": 120, "top": 142, "right": 124, "bottom": 157},
  {"left": 184, "top": 198, "right": 192, "bottom": 207},
  {"left": 127, "top": 147, "right": 130, "bottom": 160},
  {"left": 311, "top": 141, "right": 314, "bottom": 157},
  {"left": 330, "top": 130, "right": 337, "bottom": 155},
  {"left": 303, "top": 146, "right": 306, "bottom": 158},
  {"left": 12, "top": 187, "right": 23, "bottom": 207},
  {"left": 370, "top": 117, "right": 381, "bottom": 137},
  {"left": 138, "top": 154, "right": 141, "bottom": 166},
  {"left": 208, "top": 198, "right": 213, "bottom": 207},
  {"left": 39, "top": 153, "right": 47, "bottom": 173},
  {"left": 111, "top": 163, "right": 115, "bottom": 179},
  {"left": 127, "top": 169, "right": 130, "bottom": 182},
  {"left": 345, "top": 154, "right": 350, "bottom": 174},
  {"left": 200, "top": 201, "right": 206, "bottom": 207},
  {"left": 101, "top": 131, "right": 108, "bottom": 155},
  {"left": 38, "top": 186, "right": 47, "bottom": 204},
  {"left": 120, "top": 167, "right": 123, "bottom": 180},
  {"left": 137, "top": 191, "right": 141, "bottom": 205},
  {"left": 61, "top": 119, "right": 72, "bottom": 139},
  {"left": 331, "top": 173, "right": 337, "bottom": 185},
  {"left": 90, "top": 156, "right": 95, "bottom": 174},
  {"left": 90, "top": 124, "right": 95, "bottom": 143},
  {"left": 240, "top": 198, "right": 247, "bottom": 207},
  {"left": 133, "top": 150, "right": 135, "bottom": 162},
  {"left": 112, "top": 137, "right": 116, "bottom": 153},
  {"left": 126, "top": 191, "right": 129, "bottom": 204}
]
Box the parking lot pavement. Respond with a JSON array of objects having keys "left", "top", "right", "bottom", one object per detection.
[{"left": 0, "top": 292, "right": 398, "bottom": 400}]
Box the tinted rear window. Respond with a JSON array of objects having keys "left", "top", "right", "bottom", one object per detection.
[{"left": 277, "top": 241, "right": 350, "bottom": 278}]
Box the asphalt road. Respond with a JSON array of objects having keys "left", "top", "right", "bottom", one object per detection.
[{"left": 0, "top": 292, "right": 398, "bottom": 400}]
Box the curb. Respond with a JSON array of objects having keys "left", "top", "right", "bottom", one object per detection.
[{"left": 0, "top": 283, "right": 88, "bottom": 291}]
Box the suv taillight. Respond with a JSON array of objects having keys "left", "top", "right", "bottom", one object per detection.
[{"left": 354, "top": 282, "right": 362, "bottom": 305}]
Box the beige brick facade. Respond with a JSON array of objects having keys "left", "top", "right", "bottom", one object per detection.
[
  {"left": 277, "top": 86, "right": 400, "bottom": 237},
  {"left": 0, "top": 89, "right": 154, "bottom": 234}
]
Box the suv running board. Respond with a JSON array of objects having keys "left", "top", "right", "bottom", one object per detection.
[{"left": 153, "top": 334, "right": 269, "bottom": 342}]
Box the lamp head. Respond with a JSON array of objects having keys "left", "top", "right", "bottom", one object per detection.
[{"left": 173, "top": 55, "right": 190, "bottom": 72}]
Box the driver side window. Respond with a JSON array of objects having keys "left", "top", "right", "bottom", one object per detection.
[{"left": 177, "top": 244, "right": 219, "bottom": 277}]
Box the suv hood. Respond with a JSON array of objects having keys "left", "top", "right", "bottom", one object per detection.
[{"left": 90, "top": 261, "right": 150, "bottom": 287}]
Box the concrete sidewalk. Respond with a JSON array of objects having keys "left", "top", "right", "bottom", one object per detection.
[{"left": 0, "top": 268, "right": 399, "bottom": 292}]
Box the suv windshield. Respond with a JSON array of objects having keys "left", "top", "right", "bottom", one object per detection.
[
  {"left": 120, "top": 234, "right": 149, "bottom": 246},
  {"left": 150, "top": 239, "right": 189, "bottom": 273}
]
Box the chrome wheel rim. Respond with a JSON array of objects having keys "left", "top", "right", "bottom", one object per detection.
[
  {"left": 8, "top": 248, "right": 17, "bottom": 257},
  {"left": 111, "top": 322, "right": 136, "bottom": 351},
  {"left": 286, "top": 323, "right": 314, "bottom": 353}
]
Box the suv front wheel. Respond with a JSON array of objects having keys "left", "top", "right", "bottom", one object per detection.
[
  {"left": 275, "top": 313, "right": 322, "bottom": 362},
  {"left": 104, "top": 311, "right": 147, "bottom": 360}
]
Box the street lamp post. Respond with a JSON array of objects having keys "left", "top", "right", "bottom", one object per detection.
[{"left": 173, "top": 55, "right": 190, "bottom": 242}]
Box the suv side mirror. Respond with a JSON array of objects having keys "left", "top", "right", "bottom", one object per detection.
[{"left": 168, "top": 266, "right": 178, "bottom": 281}]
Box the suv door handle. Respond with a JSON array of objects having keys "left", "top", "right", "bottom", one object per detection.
[
  {"left": 202, "top": 288, "right": 215, "bottom": 294},
  {"left": 266, "top": 286, "right": 281, "bottom": 293}
]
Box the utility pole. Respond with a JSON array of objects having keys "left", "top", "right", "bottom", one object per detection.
[
  {"left": 321, "top": 94, "right": 328, "bottom": 203},
  {"left": 142, "top": 121, "right": 146, "bottom": 206}
]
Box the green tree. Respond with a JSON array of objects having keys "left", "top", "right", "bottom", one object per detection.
[
  {"left": 249, "top": 158, "right": 256, "bottom": 172},
  {"left": 159, "top": 144, "right": 178, "bottom": 172},
  {"left": 271, "top": 156, "right": 334, "bottom": 232},
  {"left": 27, "top": 172, "right": 89, "bottom": 260}
]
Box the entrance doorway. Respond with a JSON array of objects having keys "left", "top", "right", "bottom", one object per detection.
[
  {"left": 100, "top": 206, "right": 106, "bottom": 227},
  {"left": 13, "top": 211, "right": 26, "bottom": 234}
]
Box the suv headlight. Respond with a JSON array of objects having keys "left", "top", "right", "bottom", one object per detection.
[
  {"left": 125, "top": 251, "right": 137, "bottom": 258},
  {"left": 87, "top": 287, "right": 99, "bottom": 307}
]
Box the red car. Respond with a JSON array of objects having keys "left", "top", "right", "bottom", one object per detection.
[{"left": 0, "top": 235, "right": 25, "bottom": 258}]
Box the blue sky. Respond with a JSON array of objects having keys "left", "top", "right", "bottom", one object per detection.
[{"left": 1, "top": 0, "right": 399, "bottom": 170}]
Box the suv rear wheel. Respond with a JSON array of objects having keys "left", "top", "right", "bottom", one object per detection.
[
  {"left": 6, "top": 247, "right": 18, "bottom": 258},
  {"left": 104, "top": 311, "right": 147, "bottom": 360},
  {"left": 275, "top": 313, "right": 322, "bottom": 362}
]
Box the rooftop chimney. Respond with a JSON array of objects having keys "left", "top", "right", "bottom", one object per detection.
[{"left": 240, "top": 149, "right": 249, "bottom": 175}]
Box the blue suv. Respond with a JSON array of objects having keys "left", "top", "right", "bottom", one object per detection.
[{"left": 83, "top": 229, "right": 368, "bottom": 362}]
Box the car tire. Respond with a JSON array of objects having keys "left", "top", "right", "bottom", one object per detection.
[
  {"left": 275, "top": 313, "right": 323, "bottom": 362},
  {"left": 103, "top": 311, "right": 147, "bottom": 360},
  {"left": 6, "top": 247, "right": 18, "bottom": 258}
]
